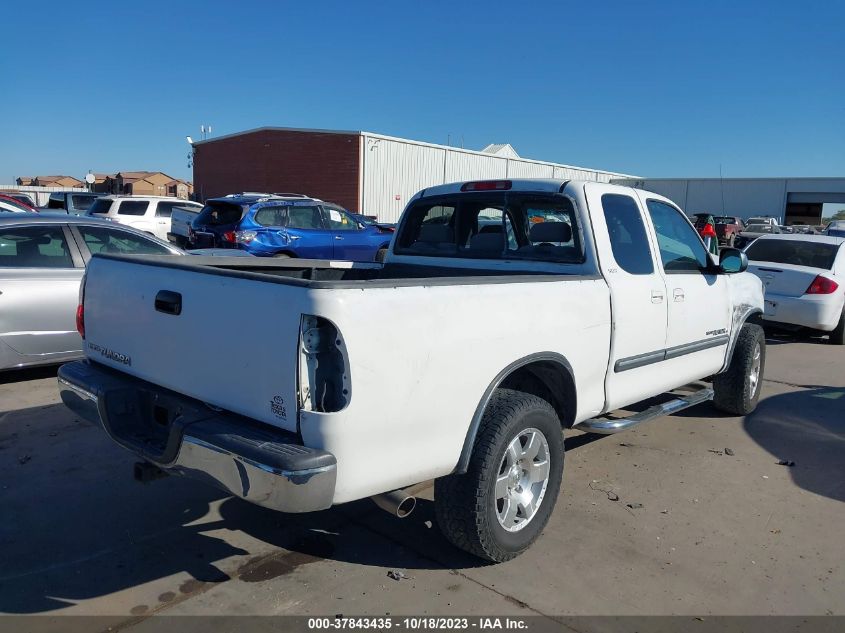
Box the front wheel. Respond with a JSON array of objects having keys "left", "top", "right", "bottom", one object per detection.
[
  {"left": 375, "top": 248, "right": 388, "bottom": 262},
  {"left": 713, "top": 323, "right": 765, "bottom": 415},
  {"left": 434, "top": 389, "right": 564, "bottom": 563}
]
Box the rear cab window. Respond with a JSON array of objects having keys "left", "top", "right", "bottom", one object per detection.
[{"left": 394, "top": 192, "right": 582, "bottom": 263}]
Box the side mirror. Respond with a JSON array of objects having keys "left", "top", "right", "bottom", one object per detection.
[{"left": 719, "top": 248, "right": 748, "bottom": 274}]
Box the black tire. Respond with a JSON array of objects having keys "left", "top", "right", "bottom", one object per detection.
[
  {"left": 829, "top": 310, "right": 845, "bottom": 345},
  {"left": 375, "top": 248, "right": 388, "bottom": 262},
  {"left": 713, "top": 323, "right": 765, "bottom": 415},
  {"left": 434, "top": 389, "right": 564, "bottom": 563}
]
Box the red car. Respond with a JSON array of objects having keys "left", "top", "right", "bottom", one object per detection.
[
  {"left": 0, "top": 194, "right": 37, "bottom": 213},
  {"left": 713, "top": 216, "right": 745, "bottom": 247}
]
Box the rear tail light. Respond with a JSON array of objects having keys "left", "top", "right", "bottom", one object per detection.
[
  {"left": 460, "top": 180, "right": 512, "bottom": 192},
  {"left": 76, "top": 304, "right": 85, "bottom": 339},
  {"left": 222, "top": 231, "right": 237, "bottom": 243},
  {"left": 76, "top": 271, "right": 87, "bottom": 339},
  {"left": 235, "top": 230, "right": 257, "bottom": 244},
  {"left": 805, "top": 275, "right": 839, "bottom": 295}
]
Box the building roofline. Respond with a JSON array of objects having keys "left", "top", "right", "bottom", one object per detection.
[
  {"left": 614, "top": 176, "right": 845, "bottom": 182},
  {"left": 192, "top": 126, "right": 363, "bottom": 145},
  {"left": 360, "top": 131, "right": 637, "bottom": 178},
  {"left": 193, "top": 125, "right": 638, "bottom": 178}
]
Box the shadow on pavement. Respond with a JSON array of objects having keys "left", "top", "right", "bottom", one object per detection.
[
  {"left": 0, "top": 365, "right": 59, "bottom": 386},
  {"left": 743, "top": 386, "right": 845, "bottom": 502}
]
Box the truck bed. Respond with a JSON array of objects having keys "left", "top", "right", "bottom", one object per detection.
[{"left": 95, "top": 253, "right": 601, "bottom": 287}]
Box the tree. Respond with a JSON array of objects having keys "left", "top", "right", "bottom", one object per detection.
[{"left": 822, "top": 209, "right": 845, "bottom": 224}]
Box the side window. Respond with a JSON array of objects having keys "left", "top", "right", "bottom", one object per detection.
[
  {"left": 322, "top": 206, "right": 359, "bottom": 231},
  {"left": 286, "top": 206, "right": 324, "bottom": 230},
  {"left": 155, "top": 202, "right": 177, "bottom": 218},
  {"left": 0, "top": 226, "right": 74, "bottom": 268},
  {"left": 117, "top": 201, "right": 150, "bottom": 216},
  {"left": 72, "top": 195, "right": 97, "bottom": 211},
  {"left": 76, "top": 226, "right": 172, "bottom": 255},
  {"left": 254, "top": 206, "right": 287, "bottom": 227},
  {"left": 646, "top": 199, "right": 709, "bottom": 272},
  {"left": 601, "top": 194, "right": 654, "bottom": 275}
]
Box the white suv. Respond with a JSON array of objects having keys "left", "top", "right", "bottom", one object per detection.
[{"left": 87, "top": 196, "right": 203, "bottom": 242}]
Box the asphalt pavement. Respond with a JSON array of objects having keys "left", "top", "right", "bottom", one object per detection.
[{"left": 1, "top": 336, "right": 843, "bottom": 624}]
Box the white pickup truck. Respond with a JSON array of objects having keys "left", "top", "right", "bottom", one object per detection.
[{"left": 58, "top": 179, "right": 765, "bottom": 562}]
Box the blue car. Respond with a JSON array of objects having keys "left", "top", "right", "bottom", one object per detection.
[{"left": 189, "top": 195, "right": 393, "bottom": 261}]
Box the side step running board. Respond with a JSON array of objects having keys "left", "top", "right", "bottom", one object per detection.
[{"left": 578, "top": 387, "right": 714, "bottom": 435}]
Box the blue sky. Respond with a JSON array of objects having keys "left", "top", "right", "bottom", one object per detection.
[{"left": 2, "top": 0, "right": 843, "bottom": 187}]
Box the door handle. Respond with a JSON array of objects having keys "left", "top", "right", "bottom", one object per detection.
[
  {"left": 334, "top": 236, "right": 343, "bottom": 240},
  {"left": 155, "top": 290, "right": 182, "bottom": 315},
  {"left": 673, "top": 289, "right": 685, "bottom": 302},
  {"left": 651, "top": 290, "right": 664, "bottom": 304}
]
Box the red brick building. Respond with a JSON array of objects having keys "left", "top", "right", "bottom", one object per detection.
[{"left": 192, "top": 127, "right": 361, "bottom": 210}]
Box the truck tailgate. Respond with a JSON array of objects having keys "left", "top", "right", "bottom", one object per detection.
[{"left": 82, "top": 256, "right": 305, "bottom": 432}]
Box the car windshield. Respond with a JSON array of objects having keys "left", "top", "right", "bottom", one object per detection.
[
  {"left": 394, "top": 193, "right": 581, "bottom": 263},
  {"left": 714, "top": 217, "right": 735, "bottom": 224},
  {"left": 745, "top": 239, "right": 840, "bottom": 269},
  {"left": 745, "top": 224, "right": 773, "bottom": 233}
]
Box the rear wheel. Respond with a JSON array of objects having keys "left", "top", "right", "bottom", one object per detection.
[
  {"left": 713, "top": 323, "right": 765, "bottom": 415},
  {"left": 434, "top": 389, "right": 564, "bottom": 563},
  {"left": 375, "top": 248, "right": 388, "bottom": 262},
  {"left": 830, "top": 310, "right": 845, "bottom": 345}
]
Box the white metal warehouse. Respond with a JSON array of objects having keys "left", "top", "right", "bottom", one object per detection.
[{"left": 358, "top": 134, "right": 635, "bottom": 222}]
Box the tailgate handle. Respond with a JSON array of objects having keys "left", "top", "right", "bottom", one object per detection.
[{"left": 155, "top": 290, "right": 182, "bottom": 315}]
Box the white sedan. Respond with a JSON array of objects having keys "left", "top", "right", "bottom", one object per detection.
[{"left": 745, "top": 234, "right": 845, "bottom": 344}]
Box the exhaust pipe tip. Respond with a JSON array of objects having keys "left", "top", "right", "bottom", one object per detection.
[
  {"left": 371, "top": 489, "right": 416, "bottom": 518},
  {"left": 395, "top": 495, "right": 416, "bottom": 518}
]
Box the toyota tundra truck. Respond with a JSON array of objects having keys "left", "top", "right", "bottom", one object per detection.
[{"left": 58, "top": 180, "right": 765, "bottom": 563}]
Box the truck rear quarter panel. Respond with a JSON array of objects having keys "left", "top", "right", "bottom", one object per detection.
[{"left": 301, "top": 278, "right": 611, "bottom": 503}]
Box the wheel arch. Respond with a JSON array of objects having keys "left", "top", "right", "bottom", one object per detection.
[
  {"left": 454, "top": 352, "right": 576, "bottom": 474},
  {"left": 719, "top": 306, "right": 763, "bottom": 373}
]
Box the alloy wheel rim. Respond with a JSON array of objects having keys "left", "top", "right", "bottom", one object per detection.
[
  {"left": 749, "top": 343, "right": 761, "bottom": 396},
  {"left": 494, "top": 428, "right": 551, "bottom": 533}
]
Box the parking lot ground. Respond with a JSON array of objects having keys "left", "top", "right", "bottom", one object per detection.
[{"left": 1, "top": 339, "right": 843, "bottom": 623}]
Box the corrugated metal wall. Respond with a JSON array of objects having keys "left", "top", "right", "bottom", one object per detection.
[{"left": 361, "top": 133, "right": 630, "bottom": 222}]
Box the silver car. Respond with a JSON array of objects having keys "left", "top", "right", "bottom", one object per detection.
[{"left": 0, "top": 214, "right": 183, "bottom": 371}]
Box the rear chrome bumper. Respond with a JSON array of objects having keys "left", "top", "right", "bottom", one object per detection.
[{"left": 58, "top": 361, "right": 336, "bottom": 513}]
